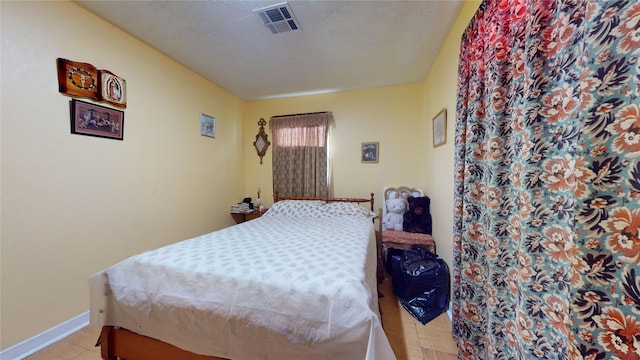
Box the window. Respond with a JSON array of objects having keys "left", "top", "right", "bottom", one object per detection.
[{"left": 269, "top": 112, "right": 334, "bottom": 198}]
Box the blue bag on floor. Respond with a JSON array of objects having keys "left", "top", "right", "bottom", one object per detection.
[
  {"left": 392, "top": 246, "right": 450, "bottom": 325},
  {"left": 385, "top": 247, "right": 405, "bottom": 276}
]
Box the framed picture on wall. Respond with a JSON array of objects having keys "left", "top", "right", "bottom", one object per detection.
[
  {"left": 361, "top": 142, "right": 379, "bottom": 163},
  {"left": 433, "top": 108, "right": 447, "bottom": 147},
  {"left": 57, "top": 58, "right": 100, "bottom": 101},
  {"left": 201, "top": 113, "right": 215, "bottom": 138},
  {"left": 70, "top": 99, "right": 124, "bottom": 140},
  {"left": 99, "top": 69, "right": 127, "bottom": 108}
]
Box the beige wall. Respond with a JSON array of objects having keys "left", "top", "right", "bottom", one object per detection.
[
  {"left": 1, "top": 1, "right": 245, "bottom": 349},
  {"left": 243, "top": 83, "right": 427, "bottom": 219}
]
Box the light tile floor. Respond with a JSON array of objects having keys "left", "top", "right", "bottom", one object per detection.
[{"left": 378, "top": 274, "right": 458, "bottom": 360}]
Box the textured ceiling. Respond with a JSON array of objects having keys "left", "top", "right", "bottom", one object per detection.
[{"left": 76, "top": 1, "right": 464, "bottom": 101}]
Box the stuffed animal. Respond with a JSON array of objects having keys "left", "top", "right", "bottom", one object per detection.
[
  {"left": 383, "top": 198, "right": 407, "bottom": 231},
  {"left": 403, "top": 196, "right": 433, "bottom": 234}
]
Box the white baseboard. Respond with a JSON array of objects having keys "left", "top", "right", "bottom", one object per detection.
[
  {"left": 0, "top": 312, "right": 89, "bottom": 360},
  {"left": 447, "top": 301, "right": 452, "bottom": 320}
]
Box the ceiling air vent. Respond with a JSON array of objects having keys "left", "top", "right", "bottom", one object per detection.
[{"left": 253, "top": 2, "right": 300, "bottom": 34}]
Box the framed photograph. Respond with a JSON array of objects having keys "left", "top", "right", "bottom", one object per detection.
[
  {"left": 361, "top": 142, "right": 379, "bottom": 163},
  {"left": 70, "top": 99, "right": 124, "bottom": 140},
  {"left": 201, "top": 113, "right": 215, "bottom": 138},
  {"left": 433, "top": 108, "right": 447, "bottom": 147}
]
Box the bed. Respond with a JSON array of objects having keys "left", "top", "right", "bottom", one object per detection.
[{"left": 88, "top": 194, "right": 396, "bottom": 360}]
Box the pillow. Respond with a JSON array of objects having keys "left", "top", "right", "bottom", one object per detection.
[
  {"left": 403, "top": 196, "right": 432, "bottom": 234},
  {"left": 263, "top": 200, "right": 326, "bottom": 217},
  {"left": 320, "top": 202, "right": 376, "bottom": 219},
  {"left": 264, "top": 200, "right": 375, "bottom": 219}
]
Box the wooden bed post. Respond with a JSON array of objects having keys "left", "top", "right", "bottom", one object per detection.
[{"left": 100, "top": 326, "right": 117, "bottom": 360}]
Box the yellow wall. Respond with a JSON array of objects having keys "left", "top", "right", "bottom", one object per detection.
[
  {"left": 422, "top": 1, "right": 481, "bottom": 286},
  {"left": 1, "top": 1, "right": 245, "bottom": 349},
  {"left": 243, "top": 83, "right": 426, "bottom": 218}
]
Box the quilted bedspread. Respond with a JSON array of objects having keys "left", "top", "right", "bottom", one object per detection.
[{"left": 89, "top": 205, "right": 395, "bottom": 359}]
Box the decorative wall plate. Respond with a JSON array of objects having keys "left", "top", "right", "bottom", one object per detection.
[
  {"left": 99, "top": 70, "right": 127, "bottom": 108},
  {"left": 57, "top": 58, "right": 99, "bottom": 100}
]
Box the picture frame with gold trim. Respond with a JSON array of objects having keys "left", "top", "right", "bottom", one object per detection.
[
  {"left": 361, "top": 142, "right": 379, "bottom": 163},
  {"left": 433, "top": 108, "right": 447, "bottom": 148}
]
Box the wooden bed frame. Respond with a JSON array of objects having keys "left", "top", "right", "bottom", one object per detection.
[
  {"left": 100, "top": 326, "right": 224, "bottom": 360},
  {"left": 97, "top": 194, "right": 376, "bottom": 360}
]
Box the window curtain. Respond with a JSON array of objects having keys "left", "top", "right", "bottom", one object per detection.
[
  {"left": 453, "top": 1, "right": 640, "bottom": 359},
  {"left": 270, "top": 112, "right": 334, "bottom": 198}
]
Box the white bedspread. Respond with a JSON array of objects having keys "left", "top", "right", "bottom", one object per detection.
[{"left": 89, "top": 213, "right": 396, "bottom": 359}]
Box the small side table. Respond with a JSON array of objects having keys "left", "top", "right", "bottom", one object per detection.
[{"left": 231, "top": 209, "right": 263, "bottom": 224}]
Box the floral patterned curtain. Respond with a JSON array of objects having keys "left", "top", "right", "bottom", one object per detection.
[
  {"left": 270, "top": 112, "right": 334, "bottom": 198},
  {"left": 452, "top": 0, "right": 640, "bottom": 359}
]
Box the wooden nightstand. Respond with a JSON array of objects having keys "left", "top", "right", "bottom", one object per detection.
[{"left": 231, "top": 209, "right": 263, "bottom": 224}]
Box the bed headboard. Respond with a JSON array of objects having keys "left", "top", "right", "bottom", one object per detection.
[{"left": 273, "top": 191, "right": 375, "bottom": 212}]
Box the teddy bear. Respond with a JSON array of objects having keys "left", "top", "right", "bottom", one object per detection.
[
  {"left": 403, "top": 196, "right": 433, "bottom": 234},
  {"left": 383, "top": 198, "right": 407, "bottom": 231}
]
